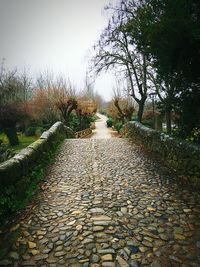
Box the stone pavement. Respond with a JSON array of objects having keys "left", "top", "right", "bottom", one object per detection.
[{"left": 0, "top": 139, "right": 200, "bottom": 267}]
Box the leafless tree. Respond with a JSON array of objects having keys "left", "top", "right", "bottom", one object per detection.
[{"left": 90, "top": 1, "right": 150, "bottom": 122}]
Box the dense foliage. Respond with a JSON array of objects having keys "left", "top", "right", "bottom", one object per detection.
[
  {"left": 130, "top": 0, "right": 200, "bottom": 137},
  {"left": 0, "top": 70, "right": 30, "bottom": 145}
]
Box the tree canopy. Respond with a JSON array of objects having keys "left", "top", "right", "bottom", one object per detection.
[{"left": 90, "top": 0, "right": 200, "bottom": 138}]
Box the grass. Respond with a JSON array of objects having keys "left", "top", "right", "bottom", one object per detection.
[{"left": 0, "top": 133, "right": 38, "bottom": 153}]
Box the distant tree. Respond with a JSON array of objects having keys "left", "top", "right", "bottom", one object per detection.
[
  {"left": 113, "top": 97, "right": 135, "bottom": 123},
  {"left": 111, "top": 84, "right": 135, "bottom": 123},
  {"left": 56, "top": 97, "right": 78, "bottom": 126},
  {"left": 107, "top": 91, "right": 135, "bottom": 125},
  {"left": 34, "top": 73, "right": 78, "bottom": 126},
  {"left": 28, "top": 87, "right": 60, "bottom": 126},
  {"left": 79, "top": 73, "right": 102, "bottom": 111},
  {"left": 0, "top": 69, "right": 30, "bottom": 146}
]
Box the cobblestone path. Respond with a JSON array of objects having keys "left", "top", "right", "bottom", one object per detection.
[
  {"left": 91, "top": 114, "right": 112, "bottom": 139},
  {"left": 1, "top": 139, "right": 200, "bottom": 267}
]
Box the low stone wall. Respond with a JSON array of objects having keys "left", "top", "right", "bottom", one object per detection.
[
  {"left": 75, "top": 128, "right": 92, "bottom": 138},
  {"left": 0, "top": 122, "right": 69, "bottom": 186},
  {"left": 122, "top": 121, "right": 200, "bottom": 188}
]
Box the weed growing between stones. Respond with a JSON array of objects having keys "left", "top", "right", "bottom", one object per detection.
[{"left": 0, "top": 141, "right": 62, "bottom": 227}]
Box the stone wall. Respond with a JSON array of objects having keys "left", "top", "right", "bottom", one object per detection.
[
  {"left": 75, "top": 128, "right": 92, "bottom": 138},
  {"left": 0, "top": 122, "right": 68, "bottom": 187},
  {"left": 122, "top": 121, "right": 200, "bottom": 188}
]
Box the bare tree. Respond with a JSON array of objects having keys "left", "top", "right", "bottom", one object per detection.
[
  {"left": 112, "top": 81, "right": 135, "bottom": 123},
  {"left": 90, "top": 1, "right": 149, "bottom": 122},
  {"left": 35, "top": 73, "right": 77, "bottom": 126}
]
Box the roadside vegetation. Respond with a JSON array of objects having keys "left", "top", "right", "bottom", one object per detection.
[
  {"left": 0, "top": 69, "right": 102, "bottom": 224},
  {"left": 0, "top": 68, "right": 102, "bottom": 163},
  {"left": 0, "top": 140, "right": 61, "bottom": 227},
  {"left": 91, "top": 0, "right": 200, "bottom": 145}
]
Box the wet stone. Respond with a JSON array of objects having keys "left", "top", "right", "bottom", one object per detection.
[
  {"left": 102, "top": 263, "right": 116, "bottom": 267},
  {"left": 90, "top": 208, "right": 105, "bottom": 214},
  {"left": 8, "top": 251, "right": 19, "bottom": 260},
  {"left": 21, "top": 260, "right": 36, "bottom": 266},
  {"left": 151, "top": 259, "right": 162, "bottom": 267},
  {"left": 91, "top": 254, "right": 100, "bottom": 263},
  {"left": 0, "top": 137, "right": 200, "bottom": 266},
  {"left": 30, "top": 249, "right": 40, "bottom": 255},
  {"left": 116, "top": 255, "right": 129, "bottom": 267},
  {"left": 34, "top": 254, "right": 48, "bottom": 261},
  {"left": 0, "top": 259, "right": 12, "bottom": 266},
  {"left": 54, "top": 251, "right": 67, "bottom": 257},
  {"left": 98, "top": 249, "right": 115, "bottom": 254},
  {"left": 130, "top": 261, "right": 140, "bottom": 267},
  {"left": 59, "top": 234, "right": 66, "bottom": 240},
  {"left": 55, "top": 245, "right": 63, "bottom": 251},
  {"left": 82, "top": 238, "right": 94, "bottom": 245},
  {"left": 42, "top": 248, "right": 52, "bottom": 254},
  {"left": 76, "top": 225, "right": 83, "bottom": 231},
  {"left": 93, "top": 226, "right": 104, "bottom": 232},
  {"left": 101, "top": 254, "right": 113, "bottom": 261},
  {"left": 28, "top": 241, "right": 36, "bottom": 249}
]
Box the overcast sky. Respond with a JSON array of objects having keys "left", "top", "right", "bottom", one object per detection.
[{"left": 0, "top": 0, "right": 118, "bottom": 100}]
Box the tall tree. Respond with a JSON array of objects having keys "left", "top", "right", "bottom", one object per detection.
[
  {"left": 148, "top": 71, "right": 178, "bottom": 134},
  {"left": 124, "top": 0, "right": 200, "bottom": 136},
  {"left": 90, "top": 1, "right": 150, "bottom": 122},
  {"left": 150, "top": 0, "right": 199, "bottom": 135}
]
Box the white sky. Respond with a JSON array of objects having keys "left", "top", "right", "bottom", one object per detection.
[{"left": 0, "top": 0, "right": 118, "bottom": 101}]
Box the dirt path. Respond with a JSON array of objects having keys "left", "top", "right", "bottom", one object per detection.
[{"left": 91, "top": 113, "right": 113, "bottom": 139}]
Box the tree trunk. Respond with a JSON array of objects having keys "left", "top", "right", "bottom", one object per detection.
[
  {"left": 166, "top": 110, "right": 172, "bottom": 134},
  {"left": 4, "top": 126, "right": 19, "bottom": 146},
  {"left": 137, "top": 99, "right": 146, "bottom": 123},
  {"left": 121, "top": 116, "right": 125, "bottom": 124}
]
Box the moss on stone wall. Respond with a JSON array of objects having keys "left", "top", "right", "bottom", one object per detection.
[{"left": 0, "top": 122, "right": 68, "bottom": 187}]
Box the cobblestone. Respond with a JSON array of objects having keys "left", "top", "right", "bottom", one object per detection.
[{"left": 0, "top": 135, "right": 200, "bottom": 266}]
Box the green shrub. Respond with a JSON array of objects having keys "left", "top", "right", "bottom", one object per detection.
[
  {"left": 142, "top": 119, "right": 154, "bottom": 128},
  {"left": 99, "top": 109, "right": 107, "bottom": 116},
  {"left": 106, "top": 118, "right": 113, "bottom": 128},
  {"left": 186, "top": 127, "right": 200, "bottom": 144},
  {"left": 25, "top": 126, "right": 36, "bottom": 136},
  {"left": 0, "top": 145, "right": 15, "bottom": 163},
  {"left": 91, "top": 115, "right": 96, "bottom": 122},
  {"left": 35, "top": 127, "right": 44, "bottom": 137},
  {"left": 115, "top": 122, "right": 123, "bottom": 133},
  {"left": 68, "top": 113, "right": 80, "bottom": 131}
]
